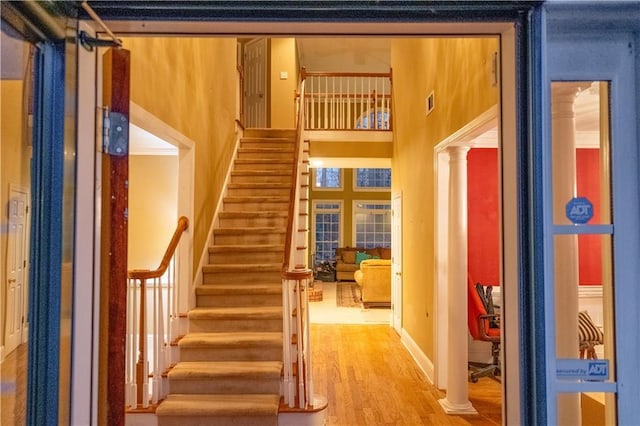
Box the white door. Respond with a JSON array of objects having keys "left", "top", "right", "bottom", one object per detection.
[
  {"left": 243, "top": 38, "right": 267, "bottom": 128},
  {"left": 391, "top": 192, "right": 402, "bottom": 334},
  {"left": 4, "top": 186, "right": 29, "bottom": 354},
  {"left": 542, "top": 3, "right": 640, "bottom": 424}
]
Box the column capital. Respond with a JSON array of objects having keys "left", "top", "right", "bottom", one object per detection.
[
  {"left": 445, "top": 145, "right": 471, "bottom": 160},
  {"left": 552, "top": 82, "right": 593, "bottom": 118}
]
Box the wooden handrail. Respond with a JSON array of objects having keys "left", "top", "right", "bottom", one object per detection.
[
  {"left": 128, "top": 216, "right": 189, "bottom": 280},
  {"left": 302, "top": 70, "right": 392, "bottom": 79},
  {"left": 282, "top": 79, "right": 305, "bottom": 273},
  {"left": 127, "top": 215, "right": 189, "bottom": 408}
]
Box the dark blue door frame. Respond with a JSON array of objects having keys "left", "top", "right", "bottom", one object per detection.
[
  {"left": 13, "top": 1, "right": 550, "bottom": 425},
  {"left": 26, "top": 40, "right": 66, "bottom": 426}
]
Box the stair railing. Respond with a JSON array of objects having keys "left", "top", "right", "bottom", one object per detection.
[
  {"left": 298, "top": 67, "right": 393, "bottom": 131},
  {"left": 282, "top": 76, "right": 315, "bottom": 409},
  {"left": 126, "top": 216, "right": 189, "bottom": 409}
]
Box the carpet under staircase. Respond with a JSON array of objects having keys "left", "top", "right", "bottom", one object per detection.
[{"left": 156, "top": 128, "right": 296, "bottom": 426}]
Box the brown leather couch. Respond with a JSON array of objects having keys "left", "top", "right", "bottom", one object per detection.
[{"left": 354, "top": 259, "right": 392, "bottom": 308}]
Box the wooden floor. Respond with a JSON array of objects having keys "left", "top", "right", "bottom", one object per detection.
[
  {"left": 1, "top": 343, "right": 27, "bottom": 426},
  {"left": 311, "top": 324, "right": 502, "bottom": 426},
  {"left": 0, "top": 327, "right": 502, "bottom": 426}
]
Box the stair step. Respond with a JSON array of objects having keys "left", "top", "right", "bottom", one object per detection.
[
  {"left": 236, "top": 148, "right": 294, "bottom": 160},
  {"left": 196, "top": 283, "right": 282, "bottom": 308},
  {"left": 188, "top": 306, "right": 283, "bottom": 332},
  {"left": 212, "top": 228, "right": 286, "bottom": 245},
  {"left": 226, "top": 182, "right": 292, "bottom": 197},
  {"left": 156, "top": 394, "right": 279, "bottom": 426},
  {"left": 208, "top": 244, "right": 284, "bottom": 264},
  {"left": 243, "top": 128, "right": 296, "bottom": 138},
  {"left": 230, "top": 171, "right": 293, "bottom": 184},
  {"left": 167, "top": 361, "right": 282, "bottom": 395},
  {"left": 178, "top": 332, "right": 283, "bottom": 361},
  {"left": 223, "top": 196, "right": 289, "bottom": 211},
  {"left": 202, "top": 263, "right": 281, "bottom": 273},
  {"left": 202, "top": 263, "right": 282, "bottom": 284},
  {"left": 196, "top": 283, "right": 282, "bottom": 295},
  {"left": 233, "top": 160, "right": 293, "bottom": 172},
  {"left": 218, "top": 211, "right": 288, "bottom": 227}
]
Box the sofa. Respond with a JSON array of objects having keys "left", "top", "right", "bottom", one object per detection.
[
  {"left": 354, "top": 259, "right": 392, "bottom": 308},
  {"left": 335, "top": 246, "right": 391, "bottom": 282}
]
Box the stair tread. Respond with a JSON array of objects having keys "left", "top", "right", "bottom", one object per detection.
[
  {"left": 202, "top": 263, "right": 281, "bottom": 272},
  {"left": 235, "top": 159, "right": 293, "bottom": 164},
  {"left": 189, "top": 306, "right": 282, "bottom": 319},
  {"left": 170, "top": 360, "right": 282, "bottom": 375},
  {"left": 227, "top": 182, "right": 292, "bottom": 188},
  {"left": 224, "top": 196, "right": 289, "bottom": 202},
  {"left": 179, "top": 332, "right": 283, "bottom": 347},
  {"left": 156, "top": 393, "right": 280, "bottom": 417},
  {"left": 219, "top": 211, "right": 288, "bottom": 217},
  {"left": 231, "top": 170, "right": 292, "bottom": 176},
  {"left": 213, "top": 227, "right": 286, "bottom": 234},
  {"left": 208, "top": 244, "right": 284, "bottom": 253},
  {"left": 238, "top": 148, "right": 294, "bottom": 153},
  {"left": 196, "top": 284, "right": 282, "bottom": 295}
]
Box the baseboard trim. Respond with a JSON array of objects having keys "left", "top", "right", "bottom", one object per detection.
[{"left": 400, "top": 328, "right": 435, "bottom": 384}]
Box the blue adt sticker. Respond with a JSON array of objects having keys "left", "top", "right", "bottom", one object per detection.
[
  {"left": 566, "top": 197, "right": 593, "bottom": 224},
  {"left": 556, "top": 359, "right": 609, "bottom": 381}
]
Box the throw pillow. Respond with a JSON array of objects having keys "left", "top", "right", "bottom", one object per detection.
[
  {"left": 356, "top": 251, "right": 371, "bottom": 265},
  {"left": 342, "top": 250, "right": 356, "bottom": 264}
]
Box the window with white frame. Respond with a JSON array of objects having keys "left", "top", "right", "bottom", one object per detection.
[
  {"left": 312, "top": 168, "right": 342, "bottom": 190},
  {"left": 354, "top": 168, "right": 391, "bottom": 190},
  {"left": 312, "top": 201, "right": 342, "bottom": 261},
  {"left": 353, "top": 201, "right": 391, "bottom": 248}
]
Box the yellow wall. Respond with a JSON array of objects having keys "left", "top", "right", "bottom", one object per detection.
[
  {"left": 269, "top": 38, "right": 298, "bottom": 128},
  {"left": 309, "top": 168, "right": 390, "bottom": 249},
  {"left": 1, "top": 79, "right": 31, "bottom": 346},
  {"left": 128, "top": 155, "right": 178, "bottom": 270},
  {"left": 390, "top": 37, "right": 498, "bottom": 359},
  {"left": 121, "top": 37, "right": 238, "bottom": 277}
]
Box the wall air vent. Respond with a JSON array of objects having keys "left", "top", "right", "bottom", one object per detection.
[{"left": 426, "top": 91, "right": 435, "bottom": 116}]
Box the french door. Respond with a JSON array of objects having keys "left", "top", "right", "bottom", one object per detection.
[{"left": 541, "top": 3, "right": 640, "bottom": 424}]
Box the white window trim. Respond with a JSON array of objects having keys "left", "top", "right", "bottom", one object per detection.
[
  {"left": 311, "top": 199, "right": 344, "bottom": 261},
  {"left": 352, "top": 168, "right": 392, "bottom": 192},
  {"left": 311, "top": 167, "right": 344, "bottom": 191},
  {"left": 352, "top": 200, "right": 392, "bottom": 247}
]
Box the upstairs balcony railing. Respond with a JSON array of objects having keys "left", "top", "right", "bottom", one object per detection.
[{"left": 298, "top": 67, "right": 393, "bottom": 131}]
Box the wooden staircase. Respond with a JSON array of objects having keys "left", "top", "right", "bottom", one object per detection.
[{"left": 156, "top": 129, "right": 296, "bottom": 426}]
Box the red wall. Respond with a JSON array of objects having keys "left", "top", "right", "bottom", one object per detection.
[
  {"left": 576, "top": 148, "right": 601, "bottom": 285},
  {"left": 467, "top": 148, "right": 500, "bottom": 286},
  {"left": 466, "top": 148, "right": 602, "bottom": 288}
]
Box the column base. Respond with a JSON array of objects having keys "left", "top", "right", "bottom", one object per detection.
[{"left": 438, "top": 398, "right": 477, "bottom": 415}]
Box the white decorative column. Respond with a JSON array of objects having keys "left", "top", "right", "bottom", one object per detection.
[
  {"left": 439, "top": 146, "right": 476, "bottom": 415},
  {"left": 552, "top": 83, "right": 587, "bottom": 425}
]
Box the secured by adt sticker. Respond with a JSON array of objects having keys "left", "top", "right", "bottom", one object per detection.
[
  {"left": 566, "top": 197, "right": 593, "bottom": 224},
  {"left": 556, "top": 359, "right": 609, "bottom": 381}
]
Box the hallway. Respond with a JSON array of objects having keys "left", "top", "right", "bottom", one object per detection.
[{"left": 312, "top": 324, "right": 501, "bottom": 425}]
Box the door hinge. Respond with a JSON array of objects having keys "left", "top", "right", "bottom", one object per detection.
[{"left": 102, "top": 107, "right": 129, "bottom": 156}]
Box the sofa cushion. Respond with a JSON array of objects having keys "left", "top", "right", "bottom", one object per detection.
[
  {"left": 365, "top": 248, "right": 380, "bottom": 258},
  {"left": 379, "top": 247, "right": 392, "bottom": 259},
  {"left": 342, "top": 250, "right": 356, "bottom": 264}
]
